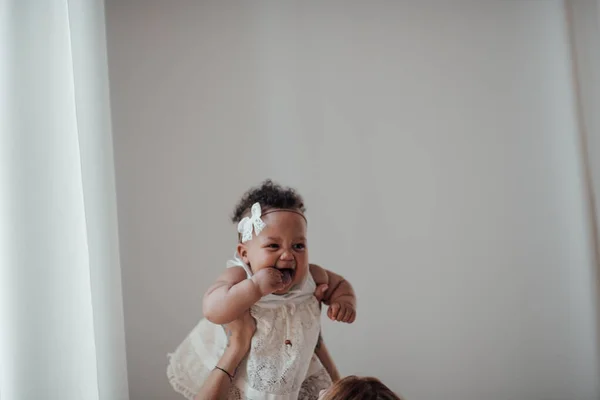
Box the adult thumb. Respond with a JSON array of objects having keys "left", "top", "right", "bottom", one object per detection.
[{"left": 314, "top": 284, "right": 329, "bottom": 301}]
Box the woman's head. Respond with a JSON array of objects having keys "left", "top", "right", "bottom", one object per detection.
[
  {"left": 318, "top": 376, "right": 403, "bottom": 400},
  {"left": 232, "top": 180, "right": 308, "bottom": 294}
]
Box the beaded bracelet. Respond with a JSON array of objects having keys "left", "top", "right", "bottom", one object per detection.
[{"left": 214, "top": 366, "right": 234, "bottom": 382}]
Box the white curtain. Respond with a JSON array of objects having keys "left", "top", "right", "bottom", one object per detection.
[
  {"left": 567, "top": 0, "right": 600, "bottom": 287},
  {"left": 1, "top": 1, "right": 129, "bottom": 400}
]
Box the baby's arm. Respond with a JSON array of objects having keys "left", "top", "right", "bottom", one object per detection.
[
  {"left": 203, "top": 266, "right": 287, "bottom": 325},
  {"left": 310, "top": 264, "right": 356, "bottom": 323},
  {"left": 202, "top": 267, "right": 260, "bottom": 325}
]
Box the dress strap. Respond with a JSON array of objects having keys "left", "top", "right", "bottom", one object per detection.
[{"left": 225, "top": 253, "right": 253, "bottom": 277}]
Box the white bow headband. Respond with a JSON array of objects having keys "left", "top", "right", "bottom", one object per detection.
[
  {"left": 237, "top": 203, "right": 266, "bottom": 243},
  {"left": 237, "top": 202, "right": 307, "bottom": 243}
]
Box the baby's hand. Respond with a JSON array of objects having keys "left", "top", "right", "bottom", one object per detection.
[
  {"left": 251, "top": 268, "right": 287, "bottom": 296},
  {"left": 314, "top": 283, "right": 356, "bottom": 323},
  {"left": 328, "top": 301, "right": 356, "bottom": 323}
]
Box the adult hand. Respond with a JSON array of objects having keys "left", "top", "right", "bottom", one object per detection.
[
  {"left": 314, "top": 284, "right": 329, "bottom": 305},
  {"left": 194, "top": 311, "right": 256, "bottom": 400},
  {"left": 222, "top": 309, "right": 256, "bottom": 354}
]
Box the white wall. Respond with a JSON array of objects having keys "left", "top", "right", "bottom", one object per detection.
[{"left": 105, "top": 1, "right": 600, "bottom": 399}]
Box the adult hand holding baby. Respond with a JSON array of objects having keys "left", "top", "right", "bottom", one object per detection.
[
  {"left": 193, "top": 312, "right": 256, "bottom": 400},
  {"left": 222, "top": 309, "right": 256, "bottom": 354},
  {"left": 313, "top": 284, "right": 329, "bottom": 303}
]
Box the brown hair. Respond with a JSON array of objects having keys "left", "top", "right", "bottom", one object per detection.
[
  {"left": 231, "top": 179, "right": 305, "bottom": 224},
  {"left": 320, "top": 376, "right": 403, "bottom": 400}
]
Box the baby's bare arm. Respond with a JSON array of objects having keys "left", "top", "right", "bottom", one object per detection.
[
  {"left": 202, "top": 267, "right": 262, "bottom": 325},
  {"left": 203, "top": 266, "right": 289, "bottom": 325},
  {"left": 310, "top": 264, "right": 356, "bottom": 322}
]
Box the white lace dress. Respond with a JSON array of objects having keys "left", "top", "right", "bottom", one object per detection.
[{"left": 167, "top": 255, "right": 332, "bottom": 400}]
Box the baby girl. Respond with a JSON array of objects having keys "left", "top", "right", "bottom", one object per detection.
[{"left": 167, "top": 180, "right": 356, "bottom": 399}]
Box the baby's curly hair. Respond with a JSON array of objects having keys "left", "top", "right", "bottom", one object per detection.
[{"left": 231, "top": 179, "right": 306, "bottom": 223}]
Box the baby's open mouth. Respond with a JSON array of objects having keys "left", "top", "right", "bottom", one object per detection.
[{"left": 277, "top": 268, "right": 295, "bottom": 285}]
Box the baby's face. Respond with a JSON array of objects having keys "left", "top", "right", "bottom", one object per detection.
[{"left": 238, "top": 210, "right": 309, "bottom": 295}]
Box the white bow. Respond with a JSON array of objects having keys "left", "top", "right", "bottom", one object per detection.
[{"left": 237, "top": 202, "right": 266, "bottom": 242}]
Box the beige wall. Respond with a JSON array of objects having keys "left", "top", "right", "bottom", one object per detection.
[{"left": 105, "top": 1, "right": 599, "bottom": 399}]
